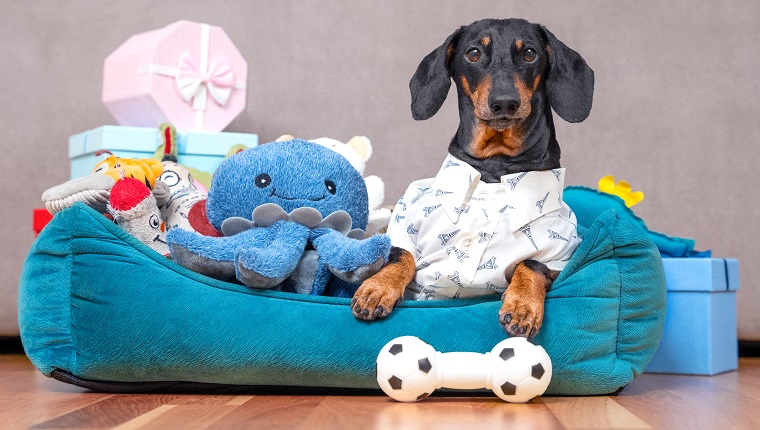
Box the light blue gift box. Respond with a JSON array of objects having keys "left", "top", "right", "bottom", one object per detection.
[
  {"left": 69, "top": 125, "right": 258, "bottom": 179},
  {"left": 646, "top": 258, "right": 739, "bottom": 375}
]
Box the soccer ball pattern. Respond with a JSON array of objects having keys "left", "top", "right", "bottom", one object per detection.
[
  {"left": 376, "top": 336, "right": 438, "bottom": 402},
  {"left": 488, "top": 337, "right": 552, "bottom": 402}
]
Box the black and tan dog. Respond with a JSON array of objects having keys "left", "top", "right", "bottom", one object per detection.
[{"left": 352, "top": 18, "right": 593, "bottom": 338}]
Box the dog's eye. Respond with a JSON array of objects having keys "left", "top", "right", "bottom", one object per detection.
[
  {"left": 255, "top": 173, "right": 272, "bottom": 188},
  {"left": 466, "top": 48, "right": 481, "bottom": 62},
  {"left": 324, "top": 180, "right": 337, "bottom": 195},
  {"left": 522, "top": 48, "right": 537, "bottom": 62}
]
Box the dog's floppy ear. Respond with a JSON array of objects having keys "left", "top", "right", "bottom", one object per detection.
[
  {"left": 540, "top": 26, "right": 595, "bottom": 123},
  {"left": 410, "top": 28, "right": 462, "bottom": 120}
]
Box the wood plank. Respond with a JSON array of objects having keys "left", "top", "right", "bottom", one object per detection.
[
  {"left": 225, "top": 395, "right": 255, "bottom": 406},
  {"left": 543, "top": 397, "right": 651, "bottom": 429},
  {"left": 709, "top": 358, "right": 760, "bottom": 401},
  {"left": 0, "top": 354, "right": 38, "bottom": 371},
  {"left": 471, "top": 397, "right": 565, "bottom": 429},
  {"left": 125, "top": 405, "right": 237, "bottom": 430},
  {"left": 0, "top": 367, "right": 114, "bottom": 428},
  {"left": 614, "top": 372, "right": 760, "bottom": 429},
  {"left": 111, "top": 405, "right": 176, "bottom": 430},
  {"left": 208, "top": 396, "right": 323, "bottom": 430},
  {"left": 0, "top": 392, "right": 114, "bottom": 428},
  {"left": 31, "top": 394, "right": 183, "bottom": 429},
  {"left": 165, "top": 395, "right": 245, "bottom": 406},
  {"left": 295, "top": 396, "right": 480, "bottom": 430}
]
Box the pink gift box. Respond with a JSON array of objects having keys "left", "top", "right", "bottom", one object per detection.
[{"left": 103, "top": 20, "right": 248, "bottom": 132}]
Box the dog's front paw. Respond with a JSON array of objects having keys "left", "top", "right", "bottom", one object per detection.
[
  {"left": 498, "top": 289, "right": 544, "bottom": 339},
  {"left": 351, "top": 278, "right": 402, "bottom": 322}
]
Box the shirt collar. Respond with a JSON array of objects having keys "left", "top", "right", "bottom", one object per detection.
[{"left": 430, "top": 154, "right": 567, "bottom": 230}]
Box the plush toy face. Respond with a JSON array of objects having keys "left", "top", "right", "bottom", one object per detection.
[
  {"left": 206, "top": 139, "right": 369, "bottom": 230},
  {"left": 158, "top": 161, "right": 208, "bottom": 231}
]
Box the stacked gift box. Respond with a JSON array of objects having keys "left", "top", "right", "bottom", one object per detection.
[
  {"left": 68, "top": 126, "right": 256, "bottom": 180},
  {"left": 646, "top": 258, "right": 740, "bottom": 375},
  {"left": 34, "top": 20, "right": 258, "bottom": 235}
]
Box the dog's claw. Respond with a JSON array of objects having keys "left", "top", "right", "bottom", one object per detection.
[
  {"left": 499, "top": 313, "right": 512, "bottom": 325},
  {"left": 375, "top": 305, "right": 386, "bottom": 317}
]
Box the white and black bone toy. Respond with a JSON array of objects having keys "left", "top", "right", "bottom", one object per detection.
[{"left": 376, "top": 336, "right": 552, "bottom": 402}]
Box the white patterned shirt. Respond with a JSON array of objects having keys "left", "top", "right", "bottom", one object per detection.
[{"left": 387, "top": 154, "right": 581, "bottom": 300}]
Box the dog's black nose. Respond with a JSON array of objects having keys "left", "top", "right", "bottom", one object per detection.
[{"left": 489, "top": 97, "right": 520, "bottom": 116}]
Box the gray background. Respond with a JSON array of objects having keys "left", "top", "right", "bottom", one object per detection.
[{"left": 1, "top": 1, "right": 758, "bottom": 338}]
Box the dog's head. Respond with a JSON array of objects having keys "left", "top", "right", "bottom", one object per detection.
[{"left": 410, "top": 19, "right": 594, "bottom": 159}]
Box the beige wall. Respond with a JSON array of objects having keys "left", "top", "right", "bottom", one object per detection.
[{"left": 2, "top": 1, "right": 759, "bottom": 338}]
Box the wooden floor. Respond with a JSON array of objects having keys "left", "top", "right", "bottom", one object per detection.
[{"left": 2, "top": 355, "right": 760, "bottom": 429}]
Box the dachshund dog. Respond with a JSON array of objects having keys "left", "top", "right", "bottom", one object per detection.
[{"left": 352, "top": 18, "right": 594, "bottom": 339}]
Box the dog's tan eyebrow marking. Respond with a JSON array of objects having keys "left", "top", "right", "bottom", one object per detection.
[
  {"left": 516, "top": 39, "right": 523, "bottom": 50},
  {"left": 481, "top": 37, "right": 490, "bottom": 46}
]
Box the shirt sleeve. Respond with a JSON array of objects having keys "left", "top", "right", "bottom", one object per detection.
[{"left": 385, "top": 191, "right": 418, "bottom": 258}]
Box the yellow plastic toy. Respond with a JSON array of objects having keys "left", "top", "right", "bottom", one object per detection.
[{"left": 598, "top": 175, "right": 644, "bottom": 208}]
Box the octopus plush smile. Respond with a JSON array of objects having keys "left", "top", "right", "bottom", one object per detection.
[{"left": 167, "top": 139, "right": 392, "bottom": 297}]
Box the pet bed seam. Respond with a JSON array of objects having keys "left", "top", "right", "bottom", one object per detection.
[
  {"left": 67, "top": 207, "right": 78, "bottom": 374},
  {"left": 606, "top": 217, "right": 624, "bottom": 361}
]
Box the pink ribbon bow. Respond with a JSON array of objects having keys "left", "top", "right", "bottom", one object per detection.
[{"left": 175, "top": 51, "right": 234, "bottom": 110}]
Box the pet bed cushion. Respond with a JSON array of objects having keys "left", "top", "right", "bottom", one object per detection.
[{"left": 19, "top": 202, "right": 666, "bottom": 395}]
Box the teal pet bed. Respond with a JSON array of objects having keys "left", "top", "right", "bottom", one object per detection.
[{"left": 19, "top": 198, "right": 666, "bottom": 395}]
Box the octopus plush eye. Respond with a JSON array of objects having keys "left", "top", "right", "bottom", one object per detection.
[
  {"left": 466, "top": 48, "right": 481, "bottom": 62},
  {"left": 255, "top": 173, "right": 272, "bottom": 188},
  {"left": 324, "top": 180, "right": 337, "bottom": 195},
  {"left": 149, "top": 214, "right": 160, "bottom": 229},
  {"left": 522, "top": 48, "right": 537, "bottom": 62}
]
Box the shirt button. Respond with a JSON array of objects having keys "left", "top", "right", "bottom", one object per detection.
[{"left": 462, "top": 237, "right": 474, "bottom": 249}]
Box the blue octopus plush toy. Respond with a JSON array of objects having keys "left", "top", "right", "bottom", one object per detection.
[{"left": 167, "top": 139, "right": 392, "bottom": 298}]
